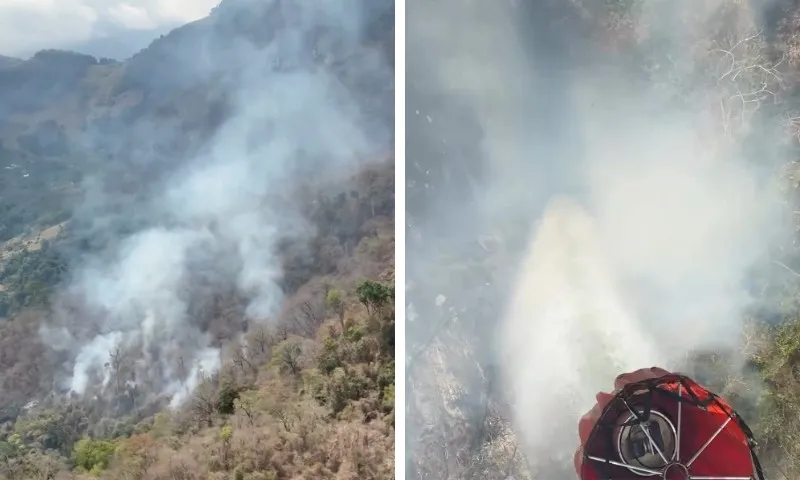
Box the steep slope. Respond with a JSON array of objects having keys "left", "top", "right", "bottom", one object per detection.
[
  {"left": 0, "top": 1, "right": 395, "bottom": 479},
  {"left": 406, "top": 0, "right": 800, "bottom": 479}
]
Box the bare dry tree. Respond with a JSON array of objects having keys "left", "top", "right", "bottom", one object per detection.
[
  {"left": 277, "top": 338, "right": 303, "bottom": 376},
  {"left": 249, "top": 325, "right": 272, "bottom": 356},
  {"left": 269, "top": 403, "right": 295, "bottom": 432},
  {"left": 177, "top": 355, "right": 188, "bottom": 385},
  {"left": 191, "top": 375, "right": 216, "bottom": 428},
  {"left": 235, "top": 395, "right": 255, "bottom": 426},
  {"left": 785, "top": 115, "right": 800, "bottom": 143},
  {"left": 292, "top": 298, "right": 325, "bottom": 337},
  {"left": 108, "top": 345, "right": 128, "bottom": 394},
  {"left": 711, "top": 28, "right": 784, "bottom": 135},
  {"left": 168, "top": 460, "right": 194, "bottom": 480},
  {"left": 275, "top": 322, "right": 290, "bottom": 342},
  {"left": 23, "top": 451, "right": 62, "bottom": 480},
  {"left": 231, "top": 344, "right": 254, "bottom": 375}
]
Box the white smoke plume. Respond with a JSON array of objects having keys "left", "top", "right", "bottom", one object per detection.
[
  {"left": 39, "top": 0, "right": 392, "bottom": 409},
  {"left": 407, "top": 0, "right": 790, "bottom": 475},
  {"left": 499, "top": 102, "right": 784, "bottom": 465}
]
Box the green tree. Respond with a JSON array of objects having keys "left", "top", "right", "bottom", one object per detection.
[
  {"left": 14, "top": 406, "right": 87, "bottom": 455},
  {"left": 218, "top": 425, "right": 233, "bottom": 471},
  {"left": 355, "top": 280, "right": 393, "bottom": 315},
  {"left": 326, "top": 288, "right": 346, "bottom": 330},
  {"left": 271, "top": 336, "right": 303, "bottom": 376},
  {"left": 317, "top": 336, "right": 344, "bottom": 375},
  {"left": 73, "top": 438, "right": 116, "bottom": 472},
  {"left": 216, "top": 382, "right": 240, "bottom": 416}
]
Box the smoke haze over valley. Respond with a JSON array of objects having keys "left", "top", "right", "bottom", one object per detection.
[
  {"left": 0, "top": 0, "right": 220, "bottom": 59},
  {"left": 0, "top": 0, "right": 396, "bottom": 478}
]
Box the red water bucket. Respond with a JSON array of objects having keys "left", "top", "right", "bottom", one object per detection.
[{"left": 574, "top": 367, "right": 764, "bottom": 480}]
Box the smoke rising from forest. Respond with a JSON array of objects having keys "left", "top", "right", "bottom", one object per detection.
[
  {"left": 37, "top": 0, "right": 392, "bottom": 409},
  {"left": 407, "top": 0, "right": 790, "bottom": 475}
]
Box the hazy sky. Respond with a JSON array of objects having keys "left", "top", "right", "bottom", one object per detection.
[{"left": 0, "top": 0, "right": 220, "bottom": 59}]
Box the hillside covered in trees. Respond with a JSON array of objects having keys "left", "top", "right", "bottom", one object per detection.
[
  {"left": 406, "top": 0, "right": 800, "bottom": 479},
  {"left": 0, "top": 1, "right": 395, "bottom": 479}
]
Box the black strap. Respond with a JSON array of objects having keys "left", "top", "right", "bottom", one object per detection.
[{"left": 583, "top": 375, "right": 767, "bottom": 479}]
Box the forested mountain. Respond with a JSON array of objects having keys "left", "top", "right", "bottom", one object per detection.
[{"left": 0, "top": 1, "right": 395, "bottom": 478}]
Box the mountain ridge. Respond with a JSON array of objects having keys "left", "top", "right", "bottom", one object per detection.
[{"left": 0, "top": 1, "right": 395, "bottom": 478}]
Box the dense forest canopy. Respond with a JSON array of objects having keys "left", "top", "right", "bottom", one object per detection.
[{"left": 0, "top": 0, "right": 395, "bottom": 479}]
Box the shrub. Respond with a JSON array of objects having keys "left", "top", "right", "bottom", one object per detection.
[{"left": 72, "top": 438, "right": 116, "bottom": 472}]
